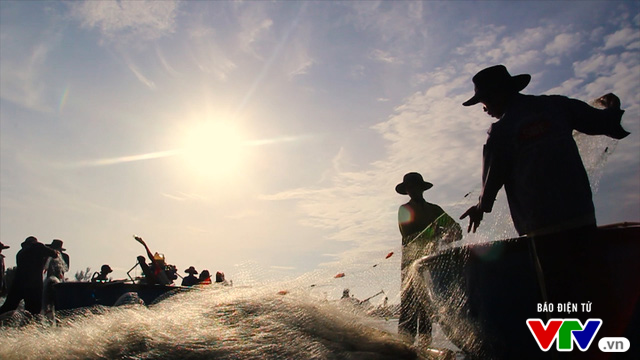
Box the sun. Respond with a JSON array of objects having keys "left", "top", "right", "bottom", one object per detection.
[{"left": 181, "top": 120, "right": 246, "bottom": 179}]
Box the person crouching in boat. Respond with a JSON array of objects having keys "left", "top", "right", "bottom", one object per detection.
[
  {"left": 91, "top": 264, "right": 113, "bottom": 283},
  {"left": 198, "top": 270, "right": 212, "bottom": 285},
  {"left": 137, "top": 256, "right": 168, "bottom": 285},
  {"left": 181, "top": 266, "right": 199, "bottom": 286},
  {"left": 396, "top": 172, "right": 462, "bottom": 345}
]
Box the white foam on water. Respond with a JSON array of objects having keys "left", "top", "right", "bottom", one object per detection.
[{"left": 0, "top": 286, "right": 425, "bottom": 360}]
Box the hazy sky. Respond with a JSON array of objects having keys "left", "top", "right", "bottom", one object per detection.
[{"left": 1, "top": 1, "right": 638, "bottom": 297}]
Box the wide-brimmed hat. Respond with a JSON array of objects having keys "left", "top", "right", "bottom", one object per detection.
[
  {"left": 395, "top": 172, "right": 433, "bottom": 195},
  {"left": 462, "top": 65, "right": 531, "bottom": 106},
  {"left": 185, "top": 266, "right": 198, "bottom": 275},
  {"left": 0, "top": 242, "right": 9, "bottom": 250},
  {"left": 22, "top": 236, "right": 38, "bottom": 247},
  {"left": 47, "top": 239, "right": 66, "bottom": 251},
  {"left": 101, "top": 264, "right": 113, "bottom": 274}
]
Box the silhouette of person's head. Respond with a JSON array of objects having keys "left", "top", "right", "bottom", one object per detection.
[
  {"left": 101, "top": 264, "right": 113, "bottom": 275},
  {"left": 396, "top": 172, "right": 433, "bottom": 200},
  {"left": 463, "top": 65, "right": 531, "bottom": 119},
  {"left": 22, "top": 236, "right": 38, "bottom": 248},
  {"left": 199, "top": 270, "right": 210, "bottom": 281}
]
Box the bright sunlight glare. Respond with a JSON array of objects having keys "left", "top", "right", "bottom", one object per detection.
[{"left": 182, "top": 121, "right": 245, "bottom": 179}]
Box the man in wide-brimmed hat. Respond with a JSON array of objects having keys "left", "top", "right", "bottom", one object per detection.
[
  {"left": 42, "top": 239, "right": 70, "bottom": 318},
  {"left": 0, "top": 242, "right": 9, "bottom": 296},
  {"left": 44, "top": 239, "right": 69, "bottom": 284},
  {"left": 460, "top": 64, "right": 630, "bottom": 236},
  {"left": 395, "top": 172, "right": 462, "bottom": 344},
  {"left": 47, "top": 239, "right": 70, "bottom": 270},
  {"left": 181, "top": 266, "right": 199, "bottom": 286}
]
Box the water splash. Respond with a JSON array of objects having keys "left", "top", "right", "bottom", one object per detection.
[{"left": 0, "top": 287, "right": 418, "bottom": 360}]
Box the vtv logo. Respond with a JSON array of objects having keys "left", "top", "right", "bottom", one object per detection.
[{"left": 527, "top": 318, "right": 602, "bottom": 351}]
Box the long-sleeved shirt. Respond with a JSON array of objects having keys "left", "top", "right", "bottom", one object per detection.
[{"left": 478, "top": 94, "right": 625, "bottom": 236}]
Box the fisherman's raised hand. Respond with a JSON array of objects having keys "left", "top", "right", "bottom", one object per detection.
[
  {"left": 460, "top": 205, "right": 483, "bottom": 233},
  {"left": 133, "top": 235, "right": 146, "bottom": 245}
]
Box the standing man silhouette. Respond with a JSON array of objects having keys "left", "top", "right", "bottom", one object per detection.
[
  {"left": 460, "top": 65, "right": 629, "bottom": 236},
  {"left": 396, "top": 172, "right": 462, "bottom": 344}
]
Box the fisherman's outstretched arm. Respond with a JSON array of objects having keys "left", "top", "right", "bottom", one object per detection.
[{"left": 563, "top": 95, "right": 629, "bottom": 139}]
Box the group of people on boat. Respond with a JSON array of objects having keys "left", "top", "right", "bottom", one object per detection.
[
  {"left": 131, "top": 236, "right": 228, "bottom": 287},
  {"left": 180, "top": 266, "right": 227, "bottom": 286},
  {"left": 0, "top": 234, "right": 232, "bottom": 318},
  {"left": 0, "top": 237, "right": 69, "bottom": 317},
  {"left": 395, "top": 64, "right": 630, "bottom": 345}
]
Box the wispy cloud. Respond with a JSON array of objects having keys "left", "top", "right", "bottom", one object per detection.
[
  {"left": 369, "top": 49, "right": 403, "bottom": 64},
  {"left": 285, "top": 32, "right": 315, "bottom": 79},
  {"left": 127, "top": 61, "right": 156, "bottom": 89},
  {"left": 185, "top": 23, "right": 238, "bottom": 81},
  {"left": 0, "top": 30, "right": 60, "bottom": 112},
  {"left": 55, "top": 149, "right": 181, "bottom": 168},
  {"left": 604, "top": 27, "right": 640, "bottom": 50},
  {"left": 68, "top": 0, "right": 179, "bottom": 42}
]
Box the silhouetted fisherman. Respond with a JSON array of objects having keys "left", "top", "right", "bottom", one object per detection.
[
  {"left": 198, "top": 269, "right": 212, "bottom": 285},
  {"left": 0, "top": 236, "right": 58, "bottom": 315},
  {"left": 460, "top": 65, "right": 630, "bottom": 236},
  {"left": 42, "top": 239, "right": 70, "bottom": 317},
  {"left": 396, "top": 173, "right": 462, "bottom": 344},
  {"left": 181, "top": 266, "right": 199, "bottom": 286},
  {"left": 136, "top": 256, "right": 158, "bottom": 285},
  {"left": 215, "top": 271, "right": 226, "bottom": 283},
  {"left": 134, "top": 236, "right": 171, "bottom": 285},
  {"left": 0, "top": 242, "right": 9, "bottom": 296},
  {"left": 44, "top": 239, "right": 69, "bottom": 281},
  {"left": 47, "top": 239, "right": 69, "bottom": 271},
  {"left": 91, "top": 264, "right": 113, "bottom": 283}
]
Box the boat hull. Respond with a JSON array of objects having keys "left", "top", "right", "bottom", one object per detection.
[
  {"left": 53, "top": 281, "right": 186, "bottom": 310},
  {"left": 418, "top": 224, "right": 640, "bottom": 359}
]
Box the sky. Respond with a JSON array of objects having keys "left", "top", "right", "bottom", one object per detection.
[{"left": 1, "top": 1, "right": 639, "bottom": 300}]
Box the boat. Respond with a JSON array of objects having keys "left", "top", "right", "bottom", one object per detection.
[
  {"left": 417, "top": 223, "right": 640, "bottom": 359},
  {"left": 52, "top": 280, "right": 189, "bottom": 311}
]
